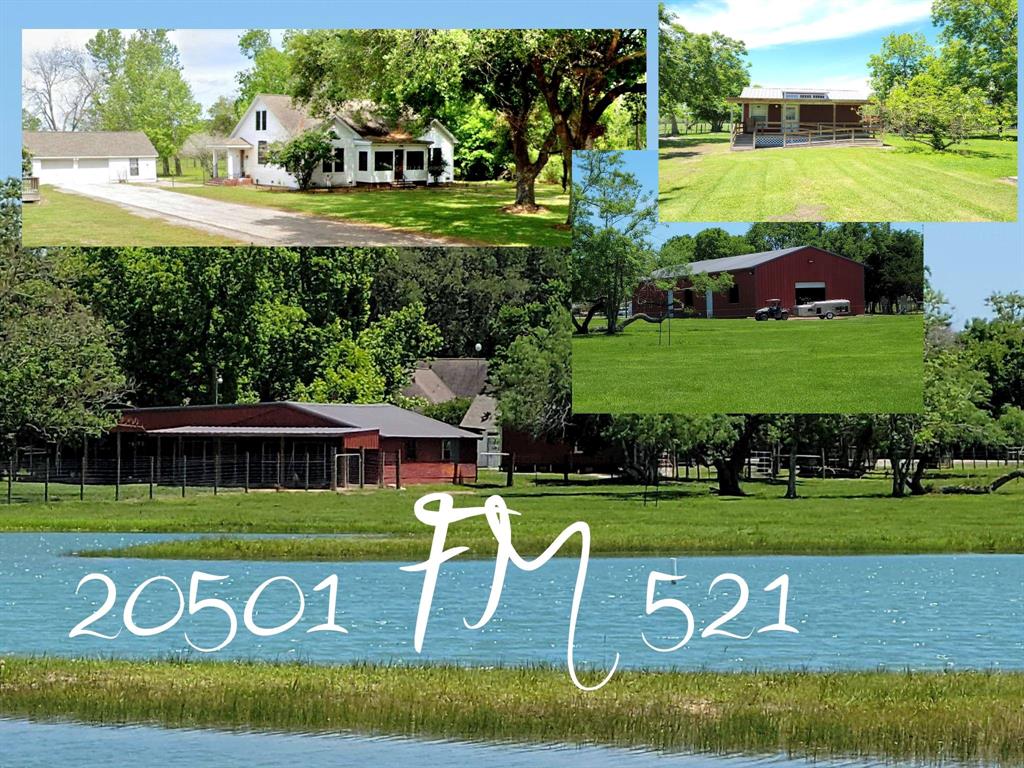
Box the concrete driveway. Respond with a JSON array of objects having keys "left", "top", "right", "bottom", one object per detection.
[{"left": 56, "top": 182, "right": 457, "bottom": 247}]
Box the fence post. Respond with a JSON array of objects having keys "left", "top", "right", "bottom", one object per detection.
[
  {"left": 80, "top": 437, "right": 87, "bottom": 501},
  {"left": 182, "top": 456, "right": 187, "bottom": 498},
  {"left": 149, "top": 456, "right": 155, "bottom": 500},
  {"left": 44, "top": 457, "right": 50, "bottom": 503},
  {"left": 505, "top": 452, "right": 514, "bottom": 488},
  {"left": 330, "top": 447, "right": 337, "bottom": 491},
  {"left": 359, "top": 447, "right": 365, "bottom": 489},
  {"left": 115, "top": 431, "right": 122, "bottom": 501},
  {"left": 821, "top": 448, "right": 826, "bottom": 479},
  {"left": 214, "top": 439, "right": 221, "bottom": 496},
  {"left": 304, "top": 452, "right": 310, "bottom": 491},
  {"left": 245, "top": 452, "right": 250, "bottom": 493},
  {"left": 396, "top": 452, "right": 402, "bottom": 489},
  {"left": 7, "top": 455, "right": 12, "bottom": 504}
]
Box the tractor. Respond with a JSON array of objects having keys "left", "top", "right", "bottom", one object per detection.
[{"left": 754, "top": 299, "right": 789, "bottom": 321}]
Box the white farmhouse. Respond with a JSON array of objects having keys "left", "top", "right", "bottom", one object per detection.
[
  {"left": 23, "top": 131, "right": 159, "bottom": 185},
  {"left": 209, "top": 94, "right": 457, "bottom": 188}
]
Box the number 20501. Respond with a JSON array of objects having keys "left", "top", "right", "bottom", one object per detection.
[{"left": 71, "top": 571, "right": 347, "bottom": 651}]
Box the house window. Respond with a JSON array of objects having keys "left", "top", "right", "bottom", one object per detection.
[
  {"left": 358, "top": 151, "right": 368, "bottom": 172},
  {"left": 406, "top": 150, "right": 424, "bottom": 170},
  {"left": 430, "top": 147, "right": 443, "bottom": 165},
  {"left": 728, "top": 284, "right": 740, "bottom": 303},
  {"left": 257, "top": 141, "right": 268, "bottom": 165},
  {"left": 322, "top": 158, "right": 332, "bottom": 173},
  {"left": 374, "top": 151, "right": 393, "bottom": 171},
  {"left": 403, "top": 439, "right": 417, "bottom": 461},
  {"left": 255, "top": 110, "right": 267, "bottom": 131},
  {"left": 749, "top": 104, "right": 768, "bottom": 125},
  {"left": 129, "top": 158, "right": 139, "bottom": 177},
  {"left": 441, "top": 440, "right": 454, "bottom": 462},
  {"left": 333, "top": 147, "right": 344, "bottom": 172}
]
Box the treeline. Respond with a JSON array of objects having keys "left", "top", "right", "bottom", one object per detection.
[{"left": 0, "top": 181, "right": 566, "bottom": 450}]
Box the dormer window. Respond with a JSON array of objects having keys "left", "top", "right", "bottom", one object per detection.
[
  {"left": 783, "top": 91, "right": 827, "bottom": 100},
  {"left": 255, "top": 110, "right": 267, "bottom": 131}
]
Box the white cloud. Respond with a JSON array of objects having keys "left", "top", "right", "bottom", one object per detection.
[{"left": 667, "top": 0, "right": 931, "bottom": 48}]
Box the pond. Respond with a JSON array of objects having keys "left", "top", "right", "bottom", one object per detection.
[
  {"left": 0, "top": 718, "right": 932, "bottom": 768},
  {"left": 0, "top": 533, "right": 1020, "bottom": 670}
]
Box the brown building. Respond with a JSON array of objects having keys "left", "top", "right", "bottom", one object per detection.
[
  {"left": 111, "top": 401, "right": 478, "bottom": 488},
  {"left": 726, "top": 86, "right": 878, "bottom": 149},
  {"left": 634, "top": 246, "right": 866, "bottom": 319}
]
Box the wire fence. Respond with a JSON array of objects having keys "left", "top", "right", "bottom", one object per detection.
[{"left": 1, "top": 449, "right": 406, "bottom": 505}]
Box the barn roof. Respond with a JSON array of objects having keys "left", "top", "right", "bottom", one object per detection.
[
  {"left": 402, "top": 358, "right": 489, "bottom": 404},
  {"left": 23, "top": 130, "right": 159, "bottom": 158},
  {"left": 286, "top": 402, "right": 477, "bottom": 439},
  {"left": 460, "top": 394, "right": 498, "bottom": 433},
  {"left": 650, "top": 246, "right": 865, "bottom": 280},
  {"left": 730, "top": 86, "right": 871, "bottom": 102}
]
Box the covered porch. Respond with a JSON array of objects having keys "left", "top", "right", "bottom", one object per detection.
[
  {"left": 207, "top": 137, "right": 253, "bottom": 182},
  {"left": 726, "top": 90, "right": 879, "bottom": 150},
  {"left": 356, "top": 140, "right": 435, "bottom": 186}
]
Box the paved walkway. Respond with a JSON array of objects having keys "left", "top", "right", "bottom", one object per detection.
[{"left": 57, "top": 182, "right": 455, "bottom": 246}]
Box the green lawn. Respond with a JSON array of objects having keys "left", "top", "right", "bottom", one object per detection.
[
  {"left": 572, "top": 314, "right": 923, "bottom": 413},
  {"left": 2, "top": 659, "right": 1019, "bottom": 765},
  {"left": 162, "top": 181, "right": 571, "bottom": 247},
  {"left": 22, "top": 186, "right": 243, "bottom": 247},
  {"left": 658, "top": 132, "right": 1018, "bottom": 222},
  {"left": 4, "top": 467, "right": 1021, "bottom": 558}
]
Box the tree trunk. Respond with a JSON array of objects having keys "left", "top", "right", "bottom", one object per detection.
[
  {"left": 669, "top": 113, "right": 679, "bottom": 136},
  {"left": 161, "top": 156, "right": 170, "bottom": 176},
  {"left": 785, "top": 446, "right": 798, "bottom": 498},
  {"left": 571, "top": 299, "right": 605, "bottom": 335},
  {"left": 514, "top": 171, "right": 537, "bottom": 208},
  {"left": 174, "top": 156, "right": 182, "bottom": 176},
  {"left": 713, "top": 416, "right": 760, "bottom": 496},
  {"left": 908, "top": 456, "right": 929, "bottom": 495}
]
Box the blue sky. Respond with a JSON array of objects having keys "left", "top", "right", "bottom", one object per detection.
[
  {"left": 666, "top": 0, "right": 936, "bottom": 91},
  {"left": 601, "top": 150, "right": 1022, "bottom": 327}
]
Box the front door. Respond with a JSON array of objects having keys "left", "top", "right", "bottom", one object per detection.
[
  {"left": 394, "top": 149, "right": 404, "bottom": 181},
  {"left": 782, "top": 104, "right": 800, "bottom": 133}
]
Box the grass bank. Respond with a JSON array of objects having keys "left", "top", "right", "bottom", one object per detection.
[
  {"left": 572, "top": 315, "right": 923, "bottom": 413},
  {"left": 5, "top": 468, "right": 1018, "bottom": 560},
  {"left": 658, "top": 132, "right": 1018, "bottom": 222},
  {"left": 0, "top": 658, "right": 1020, "bottom": 764},
  {"left": 162, "top": 181, "right": 571, "bottom": 247},
  {"left": 21, "top": 186, "right": 243, "bottom": 247}
]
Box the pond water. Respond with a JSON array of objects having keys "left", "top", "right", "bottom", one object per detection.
[
  {"left": 0, "top": 718, "right": 915, "bottom": 768},
  {"left": 0, "top": 533, "right": 1020, "bottom": 670}
]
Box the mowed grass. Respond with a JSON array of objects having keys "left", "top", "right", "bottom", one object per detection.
[
  {"left": 658, "top": 132, "right": 1018, "bottom": 222},
  {"left": 163, "top": 181, "right": 571, "bottom": 247},
  {"left": 572, "top": 315, "right": 923, "bottom": 413},
  {"left": 21, "top": 186, "right": 243, "bottom": 247},
  {"left": 1, "top": 658, "right": 1020, "bottom": 764},
  {"left": 5, "top": 467, "right": 1022, "bottom": 559}
]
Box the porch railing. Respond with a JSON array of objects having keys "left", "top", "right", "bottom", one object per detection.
[
  {"left": 21, "top": 176, "right": 40, "bottom": 202},
  {"left": 734, "top": 121, "right": 878, "bottom": 149}
]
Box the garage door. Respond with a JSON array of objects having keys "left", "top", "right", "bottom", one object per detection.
[{"left": 38, "top": 157, "right": 111, "bottom": 185}]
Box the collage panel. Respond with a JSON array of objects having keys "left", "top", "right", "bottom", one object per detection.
[{"left": 3, "top": 2, "right": 1024, "bottom": 768}]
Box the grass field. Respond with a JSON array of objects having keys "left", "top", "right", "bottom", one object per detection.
[
  {"left": 4, "top": 467, "right": 1021, "bottom": 559},
  {"left": 0, "top": 658, "right": 1019, "bottom": 764},
  {"left": 21, "top": 186, "right": 243, "bottom": 247},
  {"left": 161, "top": 181, "right": 571, "bottom": 247},
  {"left": 572, "top": 315, "right": 923, "bottom": 413},
  {"left": 658, "top": 132, "right": 1018, "bottom": 222}
]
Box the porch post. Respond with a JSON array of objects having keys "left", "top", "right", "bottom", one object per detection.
[
  {"left": 211, "top": 148, "right": 218, "bottom": 179},
  {"left": 832, "top": 103, "right": 836, "bottom": 134}
]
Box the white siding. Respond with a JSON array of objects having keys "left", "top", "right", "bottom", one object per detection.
[{"left": 33, "top": 155, "right": 156, "bottom": 185}]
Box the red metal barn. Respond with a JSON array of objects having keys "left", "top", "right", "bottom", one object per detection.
[{"left": 634, "top": 246, "right": 866, "bottom": 319}]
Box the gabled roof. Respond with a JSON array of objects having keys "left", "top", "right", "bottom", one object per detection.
[
  {"left": 650, "top": 246, "right": 864, "bottom": 280},
  {"left": 402, "top": 358, "right": 489, "bottom": 404},
  {"left": 731, "top": 86, "right": 871, "bottom": 102},
  {"left": 460, "top": 394, "right": 498, "bottom": 433},
  {"left": 251, "top": 94, "right": 449, "bottom": 144},
  {"left": 285, "top": 402, "right": 476, "bottom": 439},
  {"left": 23, "top": 130, "right": 159, "bottom": 158}
]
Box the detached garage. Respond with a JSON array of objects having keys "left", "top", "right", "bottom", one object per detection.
[{"left": 23, "top": 131, "right": 158, "bottom": 185}]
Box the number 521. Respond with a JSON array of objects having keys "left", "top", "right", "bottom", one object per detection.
[{"left": 641, "top": 572, "right": 797, "bottom": 653}]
